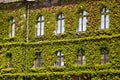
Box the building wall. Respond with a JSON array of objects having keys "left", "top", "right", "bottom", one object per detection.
[{"left": 0, "top": 0, "right": 120, "bottom": 80}]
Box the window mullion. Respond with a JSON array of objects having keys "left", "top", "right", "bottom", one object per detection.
[
  {"left": 104, "top": 15, "right": 106, "bottom": 29},
  {"left": 81, "top": 17, "right": 83, "bottom": 32}
]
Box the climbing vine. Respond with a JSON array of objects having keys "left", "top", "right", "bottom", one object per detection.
[{"left": 0, "top": 0, "right": 120, "bottom": 80}]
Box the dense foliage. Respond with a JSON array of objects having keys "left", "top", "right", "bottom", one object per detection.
[{"left": 0, "top": 0, "right": 120, "bottom": 80}]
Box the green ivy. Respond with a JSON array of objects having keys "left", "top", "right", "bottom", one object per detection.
[{"left": 0, "top": 0, "right": 120, "bottom": 80}]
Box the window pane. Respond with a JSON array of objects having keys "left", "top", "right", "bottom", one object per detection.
[
  {"left": 38, "top": 17, "right": 40, "bottom": 21},
  {"left": 83, "top": 56, "right": 85, "bottom": 64},
  {"left": 102, "top": 8, "right": 105, "bottom": 13},
  {"left": 58, "top": 15, "right": 61, "bottom": 19},
  {"left": 61, "top": 57, "right": 64, "bottom": 66},
  {"left": 101, "top": 54, "right": 104, "bottom": 64},
  {"left": 78, "top": 18, "right": 82, "bottom": 32},
  {"left": 83, "top": 17, "right": 87, "bottom": 31},
  {"left": 42, "top": 16, "right": 44, "bottom": 21},
  {"left": 41, "top": 22, "right": 44, "bottom": 35},
  {"left": 83, "top": 11, "right": 87, "bottom": 16},
  {"left": 106, "top": 8, "right": 109, "bottom": 13},
  {"left": 12, "top": 23, "right": 15, "bottom": 37},
  {"left": 62, "top": 19, "right": 64, "bottom": 33},
  {"left": 101, "top": 15, "right": 105, "bottom": 29},
  {"left": 37, "top": 22, "right": 40, "bottom": 36},
  {"left": 57, "top": 51, "right": 60, "bottom": 56},
  {"left": 57, "top": 20, "right": 60, "bottom": 34},
  {"left": 106, "top": 15, "right": 109, "bottom": 29},
  {"left": 62, "top": 14, "right": 64, "bottom": 18}
]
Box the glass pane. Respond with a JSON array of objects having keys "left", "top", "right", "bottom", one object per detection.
[
  {"left": 83, "top": 11, "right": 86, "bottom": 16},
  {"left": 101, "top": 15, "right": 105, "bottom": 29},
  {"left": 41, "top": 16, "right": 44, "bottom": 21},
  {"left": 61, "top": 57, "right": 64, "bottom": 66},
  {"left": 57, "top": 51, "right": 60, "bottom": 56},
  {"left": 83, "top": 56, "right": 85, "bottom": 64},
  {"left": 41, "top": 22, "right": 44, "bottom": 35},
  {"left": 12, "top": 23, "right": 15, "bottom": 37},
  {"left": 101, "top": 54, "right": 104, "bottom": 64},
  {"left": 61, "top": 52, "right": 64, "bottom": 56},
  {"left": 33, "top": 58, "right": 37, "bottom": 68},
  {"left": 62, "top": 14, "right": 64, "bottom": 18},
  {"left": 37, "top": 22, "right": 40, "bottom": 36},
  {"left": 58, "top": 15, "right": 61, "bottom": 19},
  {"left": 106, "top": 8, "right": 109, "bottom": 13},
  {"left": 38, "top": 17, "right": 40, "bottom": 21},
  {"left": 77, "top": 55, "right": 81, "bottom": 64},
  {"left": 12, "top": 19, "right": 15, "bottom": 23},
  {"left": 106, "top": 15, "right": 109, "bottom": 29},
  {"left": 78, "top": 18, "right": 82, "bottom": 32},
  {"left": 83, "top": 17, "right": 87, "bottom": 31},
  {"left": 102, "top": 8, "right": 105, "bottom": 13},
  {"left": 57, "top": 20, "right": 60, "bottom": 34},
  {"left": 62, "top": 19, "right": 64, "bottom": 33}
]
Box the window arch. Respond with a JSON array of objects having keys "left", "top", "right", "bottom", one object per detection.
[
  {"left": 100, "top": 7, "right": 110, "bottom": 29},
  {"left": 76, "top": 49, "right": 85, "bottom": 65},
  {"left": 77, "top": 10, "right": 87, "bottom": 32},
  {"left": 54, "top": 51, "right": 64, "bottom": 66},
  {"left": 56, "top": 13, "right": 65, "bottom": 34},
  {"left": 10, "top": 18, "right": 15, "bottom": 38},
  {"left": 36, "top": 15, "right": 44, "bottom": 36},
  {"left": 100, "top": 47, "right": 109, "bottom": 64}
]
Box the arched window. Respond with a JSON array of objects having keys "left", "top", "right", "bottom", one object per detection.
[
  {"left": 76, "top": 49, "right": 85, "bottom": 65},
  {"left": 10, "top": 18, "right": 15, "bottom": 38},
  {"left": 100, "top": 48, "right": 109, "bottom": 64},
  {"left": 54, "top": 51, "right": 64, "bottom": 66},
  {"left": 33, "top": 53, "right": 42, "bottom": 68},
  {"left": 77, "top": 10, "right": 87, "bottom": 32},
  {"left": 56, "top": 13, "right": 65, "bottom": 34},
  {"left": 100, "top": 7, "right": 109, "bottom": 29},
  {"left": 36, "top": 16, "right": 44, "bottom": 36}
]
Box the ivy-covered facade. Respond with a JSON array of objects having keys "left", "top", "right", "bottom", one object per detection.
[{"left": 0, "top": 0, "right": 120, "bottom": 80}]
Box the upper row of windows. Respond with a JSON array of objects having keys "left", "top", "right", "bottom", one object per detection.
[{"left": 9, "top": 7, "right": 109, "bottom": 38}]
